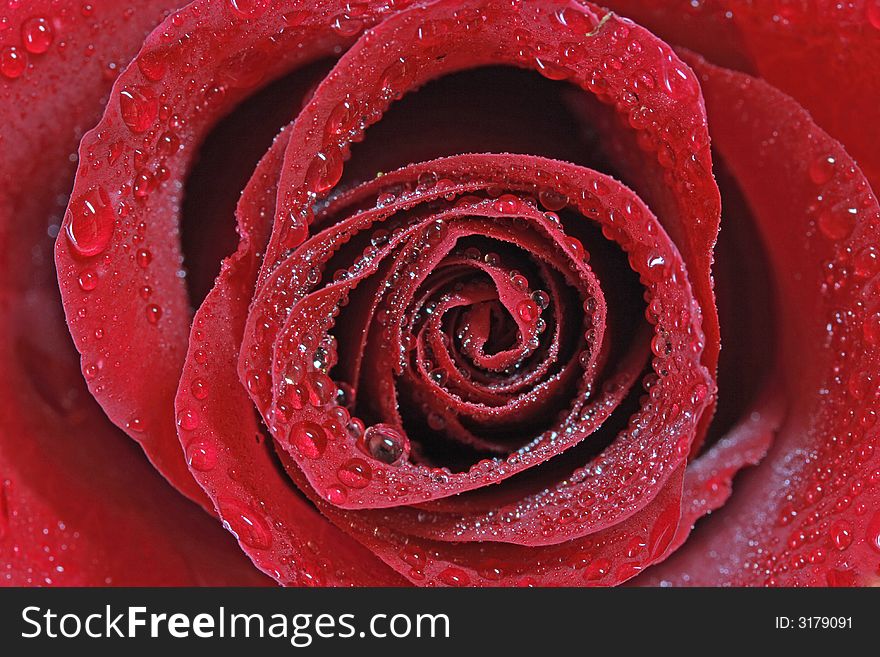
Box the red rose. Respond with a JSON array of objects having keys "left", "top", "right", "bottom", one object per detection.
[{"left": 1, "top": 0, "right": 877, "bottom": 586}]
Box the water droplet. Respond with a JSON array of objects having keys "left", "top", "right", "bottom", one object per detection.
[
  {"left": 417, "top": 170, "right": 438, "bottom": 189},
  {"left": 0, "top": 46, "right": 26, "bottom": 79},
  {"left": 379, "top": 58, "right": 408, "bottom": 98},
  {"left": 307, "top": 371, "right": 336, "bottom": 405},
  {"left": 658, "top": 53, "right": 694, "bottom": 99},
  {"left": 21, "top": 17, "right": 53, "bottom": 54},
  {"left": 77, "top": 269, "right": 98, "bottom": 291},
  {"left": 145, "top": 303, "right": 162, "bottom": 324},
  {"left": 534, "top": 57, "right": 569, "bottom": 80},
  {"left": 337, "top": 458, "right": 372, "bottom": 489},
  {"left": 808, "top": 154, "right": 835, "bottom": 185},
  {"left": 65, "top": 187, "right": 115, "bottom": 257},
  {"left": 566, "top": 236, "right": 586, "bottom": 260},
  {"left": 220, "top": 499, "right": 272, "bottom": 549},
  {"left": 854, "top": 246, "right": 879, "bottom": 278},
  {"left": 330, "top": 13, "right": 363, "bottom": 37},
  {"left": 119, "top": 86, "right": 158, "bottom": 134},
  {"left": 554, "top": 6, "right": 598, "bottom": 34},
  {"left": 325, "top": 485, "right": 347, "bottom": 504},
  {"left": 186, "top": 438, "right": 217, "bottom": 471},
  {"left": 438, "top": 567, "right": 470, "bottom": 586},
  {"left": 228, "top": 0, "right": 267, "bottom": 18},
  {"left": 156, "top": 131, "right": 180, "bottom": 156},
  {"left": 517, "top": 299, "right": 539, "bottom": 323},
  {"left": 539, "top": 188, "right": 567, "bottom": 211},
  {"left": 831, "top": 520, "right": 853, "bottom": 550},
  {"left": 290, "top": 421, "right": 327, "bottom": 458},
  {"left": 305, "top": 150, "right": 343, "bottom": 195},
  {"left": 531, "top": 290, "right": 550, "bottom": 308},
  {"left": 493, "top": 194, "right": 521, "bottom": 213},
  {"left": 126, "top": 417, "right": 144, "bottom": 433},
  {"left": 177, "top": 408, "right": 200, "bottom": 431},
  {"left": 190, "top": 378, "right": 209, "bottom": 400},
  {"left": 583, "top": 557, "right": 611, "bottom": 581},
  {"left": 325, "top": 98, "right": 359, "bottom": 137},
  {"left": 136, "top": 248, "right": 152, "bottom": 268},
  {"left": 137, "top": 48, "right": 168, "bottom": 81},
  {"left": 818, "top": 207, "right": 856, "bottom": 240},
  {"left": 364, "top": 423, "right": 407, "bottom": 464}
]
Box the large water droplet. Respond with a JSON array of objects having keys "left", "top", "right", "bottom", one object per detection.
[
  {"left": 818, "top": 207, "right": 856, "bottom": 241},
  {"left": 364, "top": 424, "right": 407, "bottom": 464},
  {"left": 305, "top": 150, "right": 343, "bottom": 195},
  {"left": 831, "top": 520, "right": 853, "bottom": 550},
  {"left": 290, "top": 421, "right": 327, "bottom": 458},
  {"left": 176, "top": 408, "right": 200, "bottom": 431},
  {"left": 21, "top": 17, "right": 53, "bottom": 54},
  {"left": 337, "top": 458, "right": 372, "bottom": 489},
  {"left": 220, "top": 499, "right": 272, "bottom": 550},
  {"left": 119, "top": 86, "right": 158, "bottom": 134},
  {"left": 138, "top": 48, "right": 168, "bottom": 81},
  {"left": 65, "top": 187, "right": 115, "bottom": 257},
  {"left": 186, "top": 438, "right": 217, "bottom": 471},
  {"left": 808, "top": 154, "right": 835, "bottom": 185},
  {"left": 438, "top": 567, "right": 470, "bottom": 586},
  {"left": 517, "top": 299, "right": 539, "bottom": 323},
  {"left": 0, "top": 46, "right": 26, "bottom": 80}
]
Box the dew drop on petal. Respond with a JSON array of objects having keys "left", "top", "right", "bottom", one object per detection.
[
  {"left": 808, "top": 154, "right": 835, "bottom": 185},
  {"left": 190, "top": 378, "right": 209, "bottom": 400},
  {"left": 364, "top": 424, "right": 406, "bottom": 464},
  {"left": 119, "top": 86, "right": 158, "bottom": 134},
  {"left": 220, "top": 499, "right": 272, "bottom": 550},
  {"left": 228, "top": 0, "right": 267, "bottom": 18},
  {"left": 176, "top": 408, "right": 200, "bottom": 431},
  {"left": 517, "top": 299, "right": 539, "bottom": 323},
  {"left": 77, "top": 269, "right": 99, "bottom": 291},
  {"left": 831, "top": 520, "right": 853, "bottom": 550},
  {"left": 138, "top": 48, "right": 168, "bottom": 81},
  {"left": 21, "top": 17, "right": 53, "bottom": 54},
  {"left": 337, "top": 458, "right": 372, "bottom": 489},
  {"left": 186, "top": 439, "right": 217, "bottom": 471},
  {"left": 305, "top": 150, "right": 343, "bottom": 195},
  {"left": 65, "top": 187, "right": 115, "bottom": 257},
  {"left": 290, "top": 421, "right": 327, "bottom": 459},
  {"left": 438, "top": 567, "right": 470, "bottom": 587},
  {"left": 853, "top": 246, "right": 879, "bottom": 278},
  {"left": 145, "top": 303, "right": 162, "bottom": 324},
  {"left": 325, "top": 485, "right": 347, "bottom": 504},
  {"left": 0, "top": 46, "right": 26, "bottom": 80},
  {"left": 818, "top": 208, "right": 856, "bottom": 241}
]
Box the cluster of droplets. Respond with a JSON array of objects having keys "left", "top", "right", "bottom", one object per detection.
[
  {"left": 391, "top": 495, "right": 680, "bottom": 585},
  {"left": 731, "top": 136, "right": 880, "bottom": 584},
  {"left": 0, "top": 15, "right": 54, "bottom": 80},
  {"left": 57, "top": 0, "right": 721, "bottom": 586}
]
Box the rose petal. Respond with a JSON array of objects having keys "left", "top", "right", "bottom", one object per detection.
[
  {"left": 643, "top": 53, "right": 880, "bottom": 586},
  {"left": 1, "top": 0, "right": 266, "bottom": 585},
  {"left": 603, "top": 0, "right": 880, "bottom": 191}
]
